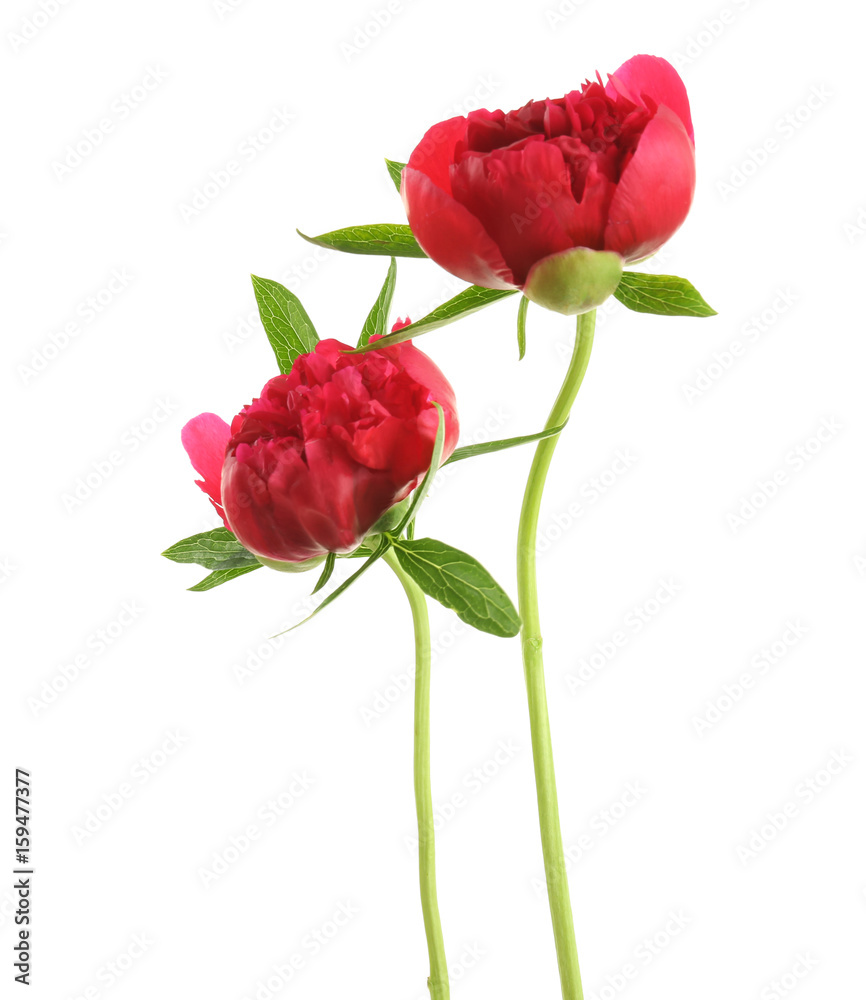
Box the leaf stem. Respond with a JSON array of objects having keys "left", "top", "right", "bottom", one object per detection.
[
  {"left": 516, "top": 310, "right": 596, "bottom": 1000},
  {"left": 384, "top": 548, "right": 450, "bottom": 1000}
]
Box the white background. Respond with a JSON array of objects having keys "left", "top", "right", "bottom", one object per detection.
[{"left": 2, "top": 1, "right": 864, "bottom": 998}]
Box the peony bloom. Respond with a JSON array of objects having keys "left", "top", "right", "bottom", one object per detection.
[
  {"left": 182, "top": 333, "right": 459, "bottom": 564},
  {"left": 401, "top": 54, "right": 695, "bottom": 305}
]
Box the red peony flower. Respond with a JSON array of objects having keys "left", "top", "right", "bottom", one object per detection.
[
  {"left": 401, "top": 54, "right": 695, "bottom": 301},
  {"left": 182, "top": 333, "right": 459, "bottom": 564}
]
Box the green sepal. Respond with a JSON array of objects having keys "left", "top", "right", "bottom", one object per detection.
[
  {"left": 188, "top": 564, "right": 262, "bottom": 592},
  {"left": 517, "top": 295, "right": 529, "bottom": 360},
  {"left": 385, "top": 159, "right": 406, "bottom": 193},
  {"left": 444, "top": 421, "right": 568, "bottom": 466},
  {"left": 392, "top": 538, "right": 521, "bottom": 638},
  {"left": 162, "top": 528, "right": 259, "bottom": 570},
  {"left": 352, "top": 285, "right": 518, "bottom": 353},
  {"left": 359, "top": 257, "right": 397, "bottom": 347},
  {"left": 276, "top": 535, "right": 392, "bottom": 634},
  {"left": 522, "top": 247, "right": 623, "bottom": 316},
  {"left": 311, "top": 552, "right": 336, "bottom": 594},
  {"left": 297, "top": 224, "right": 426, "bottom": 258},
  {"left": 394, "top": 404, "right": 445, "bottom": 535},
  {"left": 251, "top": 275, "right": 319, "bottom": 373},
  {"left": 614, "top": 272, "right": 717, "bottom": 317},
  {"left": 255, "top": 554, "right": 326, "bottom": 574}
]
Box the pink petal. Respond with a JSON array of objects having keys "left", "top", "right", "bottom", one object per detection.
[
  {"left": 181, "top": 412, "right": 231, "bottom": 522},
  {"left": 603, "top": 105, "right": 696, "bottom": 263},
  {"left": 607, "top": 54, "right": 694, "bottom": 141},
  {"left": 402, "top": 166, "right": 516, "bottom": 289}
]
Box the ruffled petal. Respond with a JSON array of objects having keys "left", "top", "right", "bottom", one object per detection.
[{"left": 607, "top": 54, "right": 694, "bottom": 141}]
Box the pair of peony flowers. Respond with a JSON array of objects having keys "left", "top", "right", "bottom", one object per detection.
[{"left": 182, "top": 54, "right": 695, "bottom": 563}]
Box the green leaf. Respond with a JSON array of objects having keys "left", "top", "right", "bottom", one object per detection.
[
  {"left": 353, "top": 285, "right": 519, "bottom": 352},
  {"left": 517, "top": 295, "right": 528, "bottom": 360},
  {"left": 251, "top": 275, "right": 319, "bottom": 373},
  {"left": 188, "top": 564, "right": 262, "bottom": 592},
  {"left": 162, "top": 528, "right": 259, "bottom": 570},
  {"left": 278, "top": 536, "right": 391, "bottom": 633},
  {"left": 297, "top": 224, "right": 426, "bottom": 259},
  {"left": 312, "top": 552, "right": 336, "bottom": 594},
  {"left": 359, "top": 257, "right": 397, "bottom": 347},
  {"left": 444, "top": 421, "right": 568, "bottom": 466},
  {"left": 385, "top": 159, "right": 405, "bottom": 193},
  {"left": 395, "top": 404, "right": 445, "bottom": 535},
  {"left": 614, "top": 272, "right": 717, "bottom": 318},
  {"left": 392, "top": 538, "right": 521, "bottom": 638}
]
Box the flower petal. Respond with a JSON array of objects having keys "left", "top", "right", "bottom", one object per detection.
[
  {"left": 449, "top": 140, "right": 579, "bottom": 286},
  {"left": 181, "top": 413, "right": 231, "bottom": 524},
  {"left": 405, "top": 115, "right": 468, "bottom": 193},
  {"left": 607, "top": 54, "right": 694, "bottom": 141},
  {"left": 402, "top": 166, "right": 516, "bottom": 288},
  {"left": 603, "top": 105, "right": 696, "bottom": 263}
]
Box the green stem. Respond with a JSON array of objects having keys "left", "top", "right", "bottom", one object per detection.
[
  {"left": 384, "top": 547, "right": 450, "bottom": 1000},
  {"left": 516, "top": 310, "right": 596, "bottom": 1000}
]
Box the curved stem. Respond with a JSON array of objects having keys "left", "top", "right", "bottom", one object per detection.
[
  {"left": 516, "top": 310, "right": 596, "bottom": 1000},
  {"left": 384, "top": 547, "right": 450, "bottom": 1000}
]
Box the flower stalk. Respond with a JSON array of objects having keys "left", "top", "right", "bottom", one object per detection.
[
  {"left": 384, "top": 547, "right": 450, "bottom": 1000},
  {"left": 516, "top": 309, "right": 596, "bottom": 1000}
]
